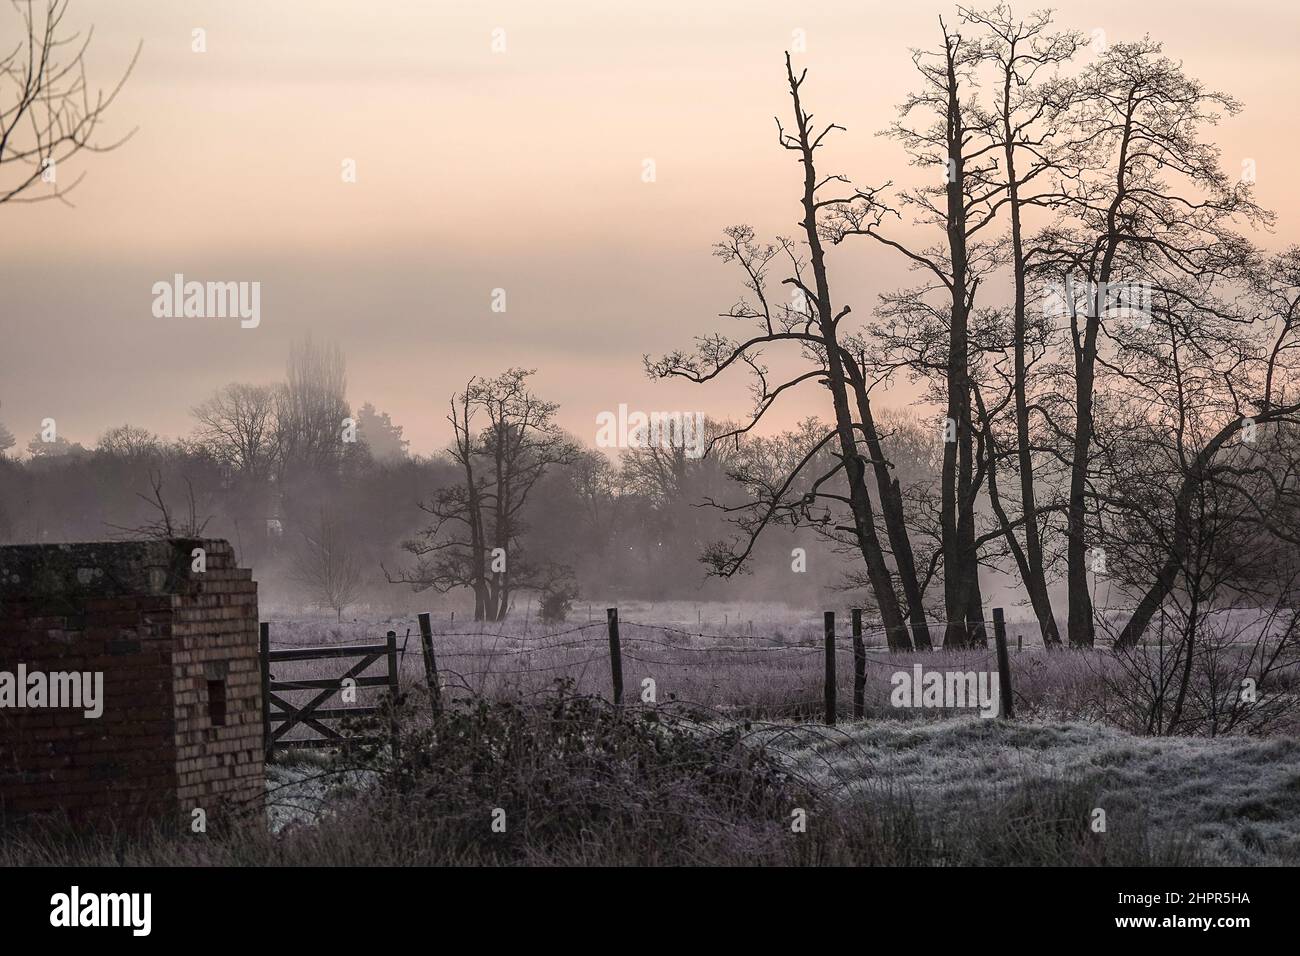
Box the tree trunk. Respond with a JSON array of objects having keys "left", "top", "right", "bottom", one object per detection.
[
  {"left": 1068, "top": 112, "right": 1134, "bottom": 648},
  {"left": 853, "top": 383, "right": 930, "bottom": 649},
  {"left": 1163, "top": 591, "right": 1199, "bottom": 735},
  {"left": 1002, "top": 104, "right": 1061, "bottom": 648},
  {"left": 975, "top": 387, "right": 1050, "bottom": 649},
  {"left": 1066, "top": 317, "right": 1097, "bottom": 648},
  {"left": 939, "top": 32, "right": 980, "bottom": 648},
  {"left": 785, "top": 55, "right": 910, "bottom": 651},
  {"left": 1113, "top": 408, "right": 1298, "bottom": 648}
]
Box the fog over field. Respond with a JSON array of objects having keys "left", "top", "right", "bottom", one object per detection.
[{"left": 3, "top": 0, "right": 1300, "bottom": 898}]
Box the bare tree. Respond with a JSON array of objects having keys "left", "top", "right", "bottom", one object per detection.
[
  {"left": 568, "top": 448, "right": 620, "bottom": 544},
  {"left": 1100, "top": 254, "right": 1300, "bottom": 649},
  {"left": 192, "top": 383, "right": 278, "bottom": 479},
  {"left": 829, "top": 18, "right": 1003, "bottom": 647},
  {"left": 391, "top": 369, "right": 577, "bottom": 622},
  {"left": 649, "top": 56, "right": 951, "bottom": 650},
  {"left": 275, "top": 335, "right": 350, "bottom": 478},
  {"left": 1034, "top": 39, "right": 1268, "bottom": 646},
  {"left": 292, "top": 509, "right": 363, "bottom": 621},
  {"left": 109, "top": 470, "right": 210, "bottom": 540},
  {"left": 96, "top": 424, "right": 160, "bottom": 459},
  {"left": 0, "top": 0, "right": 138, "bottom": 206},
  {"left": 959, "top": 4, "right": 1082, "bottom": 647}
]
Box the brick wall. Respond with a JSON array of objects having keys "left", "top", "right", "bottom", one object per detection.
[
  {"left": 171, "top": 541, "right": 263, "bottom": 814},
  {"left": 0, "top": 539, "right": 263, "bottom": 828}
]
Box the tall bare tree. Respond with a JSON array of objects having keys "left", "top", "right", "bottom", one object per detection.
[
  {"left": 831, "top": 19, "right": 1003, "bottom": 646},
  {"left": 392, "top": 369, "right": 577, "bottom": 622},
  {"left": 650, "top": 57, "right": 935, "bottom": 650},
  {"left": 275, "top": 335, "right": 350, "bottom": 478},
  {"left": 959, "top": 4, "right": 1081, "bottom": 647},
  {"left": 1035, "top": 39, "right": 1268, "bottom": 645}
]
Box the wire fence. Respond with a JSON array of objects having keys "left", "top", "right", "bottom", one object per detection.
[
  {"left": 253, "top": 609, "right": 1030, "bottom": 827},
  {"left": 261, "top": 608, "right": 1019, "bottom": 728}
]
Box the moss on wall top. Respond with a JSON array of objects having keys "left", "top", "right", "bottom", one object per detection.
[{"left": 0, "top": 538, "right": 235, "bottom": 606}]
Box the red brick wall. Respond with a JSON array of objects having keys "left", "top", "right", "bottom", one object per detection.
[
  {"left": 0, "top": 592, "right": 178, "bottom": 821},
  {"left": 172, "top": 541, "right": 263, "bottom": 816},
  {"left": 0, "top": 539, "right": 264, "bottom": 828}
]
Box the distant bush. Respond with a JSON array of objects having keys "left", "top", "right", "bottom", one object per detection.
[{"left": 538, "top": 584, "right": 578, "bottom": 625}]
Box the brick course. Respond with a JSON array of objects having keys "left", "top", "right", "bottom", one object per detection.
[{"left": 0, "top": 539, "right": 263, "bottom": 827}]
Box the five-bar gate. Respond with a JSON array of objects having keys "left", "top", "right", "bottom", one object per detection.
[{"left": 260, "top": 623, "right": 399, "bottom": 761}]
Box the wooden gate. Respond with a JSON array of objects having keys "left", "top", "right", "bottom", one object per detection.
[{"left": 260, "top": 623, "right": 399, "bottom": 761}]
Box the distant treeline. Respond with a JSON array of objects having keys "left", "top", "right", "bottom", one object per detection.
[{"left": 0, "top": 342, "right": 908, "bottom": 615}]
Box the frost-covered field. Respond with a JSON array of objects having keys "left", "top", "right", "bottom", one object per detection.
[
  {"left": 247, "top": 603, "right": 1300, "bottom": 865},
  {"left": 261, "top": 710, "right": 1300, "bottom": 865},
  {"left": 756, "top": 718, "right": 1300, "bottom": 865},
  {"left": 260, "top": 602, "right": 1299, "bottom": 730},
  {"left": 264, "top": 607, "right": 1032, "bottom": 722}
]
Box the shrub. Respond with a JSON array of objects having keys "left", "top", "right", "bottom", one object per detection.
[
  {"left": 538, "top": 584, "right": 578, "bottom": 625},
  {"left": 345, "top": 681, "right": 801, "bottom": 864}
]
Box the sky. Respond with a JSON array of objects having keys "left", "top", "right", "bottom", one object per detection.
[{"left": 4, "top": 0, "right": 1298, "bottom": 455}]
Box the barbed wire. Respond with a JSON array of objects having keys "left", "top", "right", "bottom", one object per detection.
[
  {"left": 430, "top": 621, "right": 606, "bottom": 641},
  {"left": 622, "top": 635, "right": 825, "bottom": 653},
  {"left": 265, "top": 611, "right": 1008, "bottom": 731},
  {"left": 428, "top": 637, "right": 609, "bottom": 658},
  {"left": 442, "top": 654, "right": 607, "bottom": 679}
]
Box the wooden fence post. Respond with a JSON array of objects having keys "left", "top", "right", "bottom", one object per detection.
[
  {"left": 823, "top": 611, "right": 837, "bottom": 725},
  {"left": 851, "top": 607, "right": 865, "bottom": 719},
  {"left": 260, "top": 622, "right": 272, "bottom": 765},
  {"left": 992, "top": 608, "right": 1014, "bottom": 719},
  {"left": 417, "top": 612, "right": 442, "bottom": 717},
  {"left": 606, "top": 607, "right": 624, "bottom": 709},
  {"left": 385, "top": 631, "right": 401, "bottom": 760}
]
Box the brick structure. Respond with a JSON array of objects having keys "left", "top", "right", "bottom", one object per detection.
[{"left": 0, "top": 539, "right": 263, "bottom": 827}]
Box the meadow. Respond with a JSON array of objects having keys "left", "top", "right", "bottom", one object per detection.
[
  {"left": 261, "top": 600, "right": 1300, "bottom": 734},
  {"left": 6, "top": 601, "right": 1297, "bottom": 867}
]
